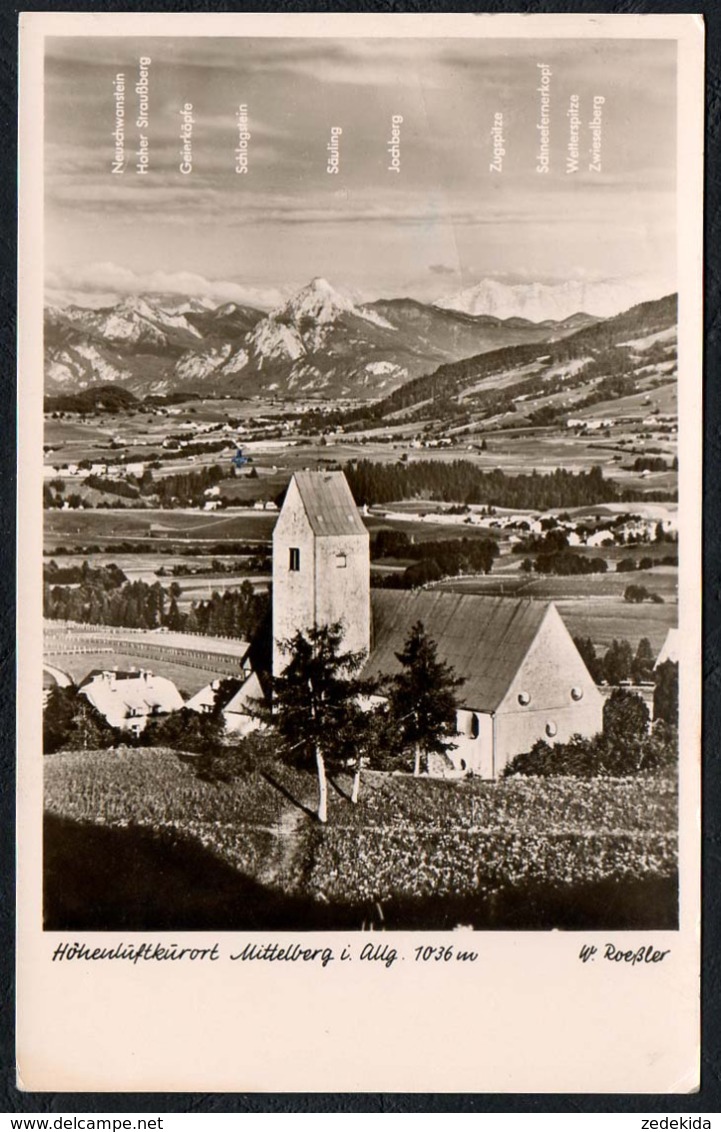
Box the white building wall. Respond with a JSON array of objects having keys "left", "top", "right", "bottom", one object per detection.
[
  {"left": 448, "top": 709, "right": 494, "bottom": 777},
  {"left": 223, "top": 710, "right": 262, "bottom": 736},
  {"left": 272, "top": 479, "right": 317, "bottom": 676},
  {"left": 494, "top": 605, "right": 603, "bottom": 775},
  {"left": 314, "top": 534, "right": 370, "bottom": 666}
]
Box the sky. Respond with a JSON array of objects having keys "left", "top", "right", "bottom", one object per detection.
[{"left": 44, "top": 35, "right": 678, "bottom": 307}]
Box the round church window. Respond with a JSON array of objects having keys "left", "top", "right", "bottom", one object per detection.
[
  {"left": 518, "top": 691, "right": 531, "bottom": 706},
  {"left": 571, "top": 686, "right": 583, "bottom": 701},
  {"left": 546, "top": 721, "right": 558, "bottom": 737}
]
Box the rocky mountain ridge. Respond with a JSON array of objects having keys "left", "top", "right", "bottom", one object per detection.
[{"left": 45, "top": 276, "right": 603, "bottom": 400}]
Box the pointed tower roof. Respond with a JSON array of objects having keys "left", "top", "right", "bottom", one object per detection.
[{"left": 291, "top": 470, "right": 367, "bottom": 537}]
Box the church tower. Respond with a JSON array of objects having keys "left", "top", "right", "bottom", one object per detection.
[{"left": 272, "top": 470, "right": 371, "bottom": 677}]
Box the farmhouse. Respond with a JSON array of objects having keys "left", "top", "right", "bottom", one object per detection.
[
  {"left": 585, "top": 529, "right": 614, "bottom": 548},
  {"left": 187, "top": 672, "right": 264, "bottom": 735},
  {"left": 79, "top": 668, "right": 184, "bottom": 736},
  {"left": 273, "top": 470, "right": 603, "bottom": 778}
]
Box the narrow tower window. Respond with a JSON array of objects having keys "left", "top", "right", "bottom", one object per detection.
[{"left": 289, "top": 547, "right": 300, "bottom": 571}]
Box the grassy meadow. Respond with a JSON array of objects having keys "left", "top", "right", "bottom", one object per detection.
[{"left": 44, "top": 748, "right": 677, "bottom": 932}]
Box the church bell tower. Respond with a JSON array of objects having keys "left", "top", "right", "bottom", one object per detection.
[{"left": 271, "top": 470, "right": 371, "bottom": 677}]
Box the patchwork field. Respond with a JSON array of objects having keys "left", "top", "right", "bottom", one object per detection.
[
  {"left": 46, "top": 403, "right": 678, "bottom": 496},
  {"left": 557, "top": 601, "right": 677, "bottom": 654},
  {"left": 44, "top": 750, "right": 677, "bottom": 932},
  {"left": 45, "top": 508, "right": 277, "bottom": 547},
  {"left": 436, "top": 568, "right": 677, "bottom": 652}
]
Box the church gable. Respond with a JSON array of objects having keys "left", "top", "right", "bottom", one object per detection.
[
  {"left": 494, "top": 604, "right": 604, "bottom": 773},
  {"left": 272, "top": 476, "right": 315, "bottom": 547},
  {"left": 498, "top": 604, "right": 599, "bottom": 717}
]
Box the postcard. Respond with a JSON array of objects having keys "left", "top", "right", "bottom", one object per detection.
[{"left": 17, "top": 12, "right": 703, "bottom": 1093}]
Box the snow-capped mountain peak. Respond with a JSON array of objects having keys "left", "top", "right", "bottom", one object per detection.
[
  {"left": 273, "top": 277, "right": 356, "bottom": 325},
  {"left": 248, "top": 277, "right": 390, "bottom": 360},
  {"left": 159, "top": 296, "right": 217, "bottom": 316},
  {"left": 435, "top": 276, "right": 674, "bottom": 324},
  {"left": 45, "top": 278, "right": 674, "bottom": 402},
  {"left": 269, "top": 276, "right": 397, "bottom": 337},
  {"left": 115, "top": 295, "right": 159, "bottom": 321}
]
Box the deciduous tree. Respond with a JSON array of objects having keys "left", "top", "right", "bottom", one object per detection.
[{"left": 43, "top": 685, "right": 119, "bottom": 753}]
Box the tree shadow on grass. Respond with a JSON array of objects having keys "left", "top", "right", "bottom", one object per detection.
[
  {"left": 43, "top": 813, "right": 353, "bottom": 932},
  {"left": 260, "top": 770, "right": 316, "bottom": 820},
  {"left": 328, "top": 774, "right": 353, "bottom": 803},
  {"left": 375, "top": 874, "right": 679, "bottom": 931},
  {"left": 43, "top": 814, "right": 678, "bottom": 933}
]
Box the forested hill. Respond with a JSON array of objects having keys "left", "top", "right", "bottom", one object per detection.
[{"left": 360, "top": 293, "right": 677, "bottom": 422}]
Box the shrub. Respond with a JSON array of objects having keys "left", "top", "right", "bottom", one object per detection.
[
  {"left": 654, "top": 661, "right": 679, "bottom": 727},
  {"left": 44, "top": 685, "right": 120, "bottom": 754},
  {"left": 141, "top": 707, "right": 226, "bottom": 758},
  {"left": 198, "top": 729, "right": 276, "bottom": 784},
  {"left": 624, "top": 584, "right": 649, "bottom": 603},
  {"left": 503, "top": 722, "right": 675, "bottom": 778},
  {"left": 603, "top": 687, "right": 650, "bottom": 741}
]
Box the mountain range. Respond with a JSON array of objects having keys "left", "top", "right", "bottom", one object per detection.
[
  {"left": 45, "top": 277, "right": 599, "bottom": 401},
  {"left": 435, "top": 276, "right": 673, "bottom": 323},
  {"left": 359, "top": 293, "right": 678, "bottom": 430}
]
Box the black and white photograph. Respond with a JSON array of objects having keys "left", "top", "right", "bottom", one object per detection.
[
  {"left": 17, "top": 11, "right": 703, "bottom": 1094},
  {"left": 39, "top": 30, "right": 685, "bottom": 932}
]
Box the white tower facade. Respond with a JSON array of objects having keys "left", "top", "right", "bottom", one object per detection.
[{"left": 272, "top": 471, "right": 371, "bottom": 677}]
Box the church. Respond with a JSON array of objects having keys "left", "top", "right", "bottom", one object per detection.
[{"left": 272, "top": 470, "right": 603, "bottom": 779}]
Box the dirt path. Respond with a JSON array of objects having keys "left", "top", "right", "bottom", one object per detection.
[{"left": 255, "top": 802, "right": 313, "bottom": 892}]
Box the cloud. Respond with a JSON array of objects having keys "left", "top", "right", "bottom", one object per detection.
[
  {"left": 44, "top": 37, "right": 475, "bottom": 90},
  {"left": 45, "top": 262, "right": 288, "bottom": 309},
  {"left": 46, "top": 178, "right": 675, "bottom": 238},
  {"left": 428, "top": 264, "right": 456, "bottom": 276}
]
